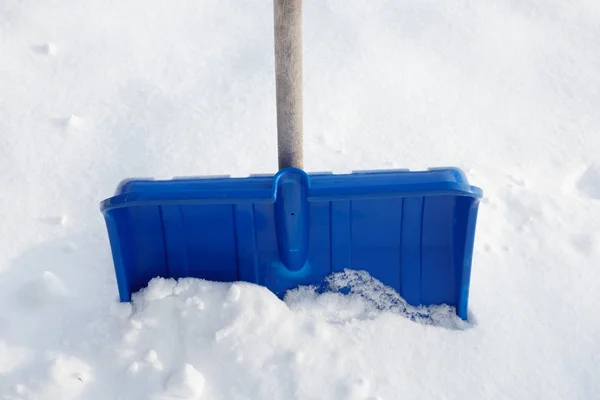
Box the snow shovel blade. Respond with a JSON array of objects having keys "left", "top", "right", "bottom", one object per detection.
[{"left": 100, "top": 166, "right": 482, "bottom": 320}]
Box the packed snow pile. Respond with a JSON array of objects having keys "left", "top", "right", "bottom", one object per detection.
[
  {"left": 0, "top": 272, "right": 471, "bottom": 399},
  {"left": 285, "top": 269, "right": 469, "bottom": 330},
  {"left": 108, "top": 271, "right": 469, "bottom": 399}
]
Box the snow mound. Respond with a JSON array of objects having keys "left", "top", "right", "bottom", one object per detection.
[
  {"left": 577, "top": 164, "right": 600, "bottom": 200},
  {"left": 285, "top": 269, "right": 469, "bottom": 330},
  {"left": 18, "top": 271, "right": 70, "bottom": 306},
  {"left": 66, "top": 271, "right": 462, "bottom": 398},
  {"left": 160, "top": 363, "right": 205, "bottom": 400}
]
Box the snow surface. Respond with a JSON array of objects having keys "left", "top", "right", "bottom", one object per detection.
[{"left": 1, "top": 0, "right": 600, "bottom": 398}]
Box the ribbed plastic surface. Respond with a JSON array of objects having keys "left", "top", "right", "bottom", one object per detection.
[{"left": 100, "top": 167, "right": 482, "bottom": 320}]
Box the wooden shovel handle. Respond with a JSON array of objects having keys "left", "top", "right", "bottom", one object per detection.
[{"left": 274, "top": 0, "right": 303, "bottom": 170}]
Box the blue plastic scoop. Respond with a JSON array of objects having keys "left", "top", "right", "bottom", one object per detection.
[{"left": 100, "top": 0, "right": 482, "bottom": 320}]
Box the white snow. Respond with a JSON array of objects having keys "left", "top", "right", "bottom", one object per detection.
[
  {"left": 577, "top": 164, "right": 600, "bottom": 200},
  {"left": 17, "top": 271, "right": 70, "bottom": 306},
  {"left": 163, "top": 363, "right": 205, "bottom": 400},
  {"left": 1, "top": 0, "right": 600, "bottom": 399}
]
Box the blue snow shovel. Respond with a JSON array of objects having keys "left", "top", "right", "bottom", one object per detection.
[{"left": 100, "top": 0, "right": 482, "bottom": 320}]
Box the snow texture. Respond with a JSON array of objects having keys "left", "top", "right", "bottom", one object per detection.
[{"left": 1, "top": 0, "right": 600, "bottom": 398}]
